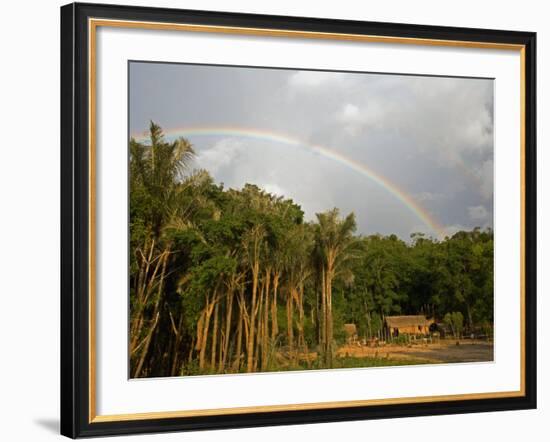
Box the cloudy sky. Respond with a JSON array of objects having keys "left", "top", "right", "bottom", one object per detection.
[{"left": 129, "top": 61, "right": 494, "bottom": 240}]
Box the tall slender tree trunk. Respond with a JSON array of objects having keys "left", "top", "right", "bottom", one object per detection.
[
  {"left": 187, "top": 337, "right": 195, "bottom": 365},
  {"left": 199, "top": 290, "right": 218, "bottom": 370},
  {"left": 130, "top": 239, "right": 162, "bottom": 352},
  {"left": 221, "top": 289, "right": 234, "bottom": 372},
  {"left": 247, "top": 261, "right": 259, "bottom": 373},
  {"left": 133, "top": 247, "right": 169, "bottom": 377},
  {"left": 130, "top": 239, "right": 154, "bottom": 337},
  {"left": 326, "top": 275, "right": 333, "bottom": 367},
  {"left": 297, "top": 283, "right": 306, "bottom": 353},
  {"left": 255, "top": 278, "right": 265, "bottom": 371},
  {"left": 210, "top": 302, "right": 219, "bottom": 370},
  {"left": 261, "top": 269, "right": 271, "bottom": 370},
  {"left": 325, "top": 251, "right": 335, "bottom": 368},
  {"left": 286, "top": 290, "right": 294, "bottom": 352},
  {"left": 365, "top": 300, "right": 372, "bottom": 340},
  {"left": 219, "top": 330, "right": 225, "bottom": 372},
  {"left": 271, "top": 272, "right": 280, "bottom": 340},
  {"left": 170, "top": 312, "right": 184, "bottom": 376},
  {"left": 198, "top": 306, "right": 211, "bottom": 370},
  {"left": 320, "top": 267, "right": 327, "bottom": 353},
  {"left": 234, "top": 298, "right": 244, "bottom": 371},
  {"left": 132, "top": 311, "right": 159, "bottom": 377},
  {"left": 195, "top": 311, "right": 205, "bottom": 353}
]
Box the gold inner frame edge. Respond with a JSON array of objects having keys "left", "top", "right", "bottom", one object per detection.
[{"left": 88, "top": 17, "right": 527, "bottom": 423}]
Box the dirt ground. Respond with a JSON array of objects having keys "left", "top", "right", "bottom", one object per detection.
[{"left": 336, "top": 340, "right": 494, "bottom": 364}]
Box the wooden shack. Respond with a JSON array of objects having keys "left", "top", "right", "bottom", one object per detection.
[
  {"left": 343, "top": 323, "right": 358, "bottom": 344},
  {"left": 385, "top": 315, "right": 430, "bottom": 337}
]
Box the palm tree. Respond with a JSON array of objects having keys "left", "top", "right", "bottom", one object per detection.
[
  {"left": 130, "top": 121, "right": 195, "bottom": 237},
  {"left": 314, "top": 209, "right": 358, "bottom": 367},
  {"left": 241, "top": 224, "right": 266, "bottom": 372},
  {"left": 129, "top": 121, "right": 195, "bottom": 377},
  {"left": 284, "top": 223, "right": 313, "bottom": 360}
]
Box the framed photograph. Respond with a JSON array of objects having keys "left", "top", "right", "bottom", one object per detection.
[{"left": 60, "top": 2, "right": 536, "bottom": 438}]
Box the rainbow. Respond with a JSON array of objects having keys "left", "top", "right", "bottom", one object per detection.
[{"left": 132, "top": 126, "right": 447, "bottom": 239}]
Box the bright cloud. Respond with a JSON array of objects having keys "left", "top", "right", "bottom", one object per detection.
[
  {"left": 194, "top": 139, "right": 244, "bottom": 175},
  {"left": 262, "top": 183, "right": 286, "bottom": 197}
]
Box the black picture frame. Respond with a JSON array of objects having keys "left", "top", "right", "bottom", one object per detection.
[{"left": 60, "top": 2, "right": 537, "bottom": 438}]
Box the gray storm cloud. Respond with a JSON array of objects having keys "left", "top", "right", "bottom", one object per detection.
[{"left": 130, "top": 62, "right": 494, "bottom": 240}]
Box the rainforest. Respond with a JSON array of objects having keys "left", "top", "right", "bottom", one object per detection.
[{"left": 129, "top": 122, "right": 494, "bottom": 378}]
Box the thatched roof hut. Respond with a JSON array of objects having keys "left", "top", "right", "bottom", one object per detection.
[
  {"left": 343, "top": 323, "right": 358, "bottom": 343},
  {"left": 344, "top": 323, "right": 357, "bottom": 337},
  {"left": 385, "top": 315, "right": 430, "bottom": 336}
]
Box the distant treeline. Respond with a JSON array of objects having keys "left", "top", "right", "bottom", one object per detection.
[{"left": 129, "top": 122, "right": 494, "bottom": 378}]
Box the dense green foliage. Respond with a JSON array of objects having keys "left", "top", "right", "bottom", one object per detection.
[{"left": 129, "top": 123, "right": 494, "bottom": 377}]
